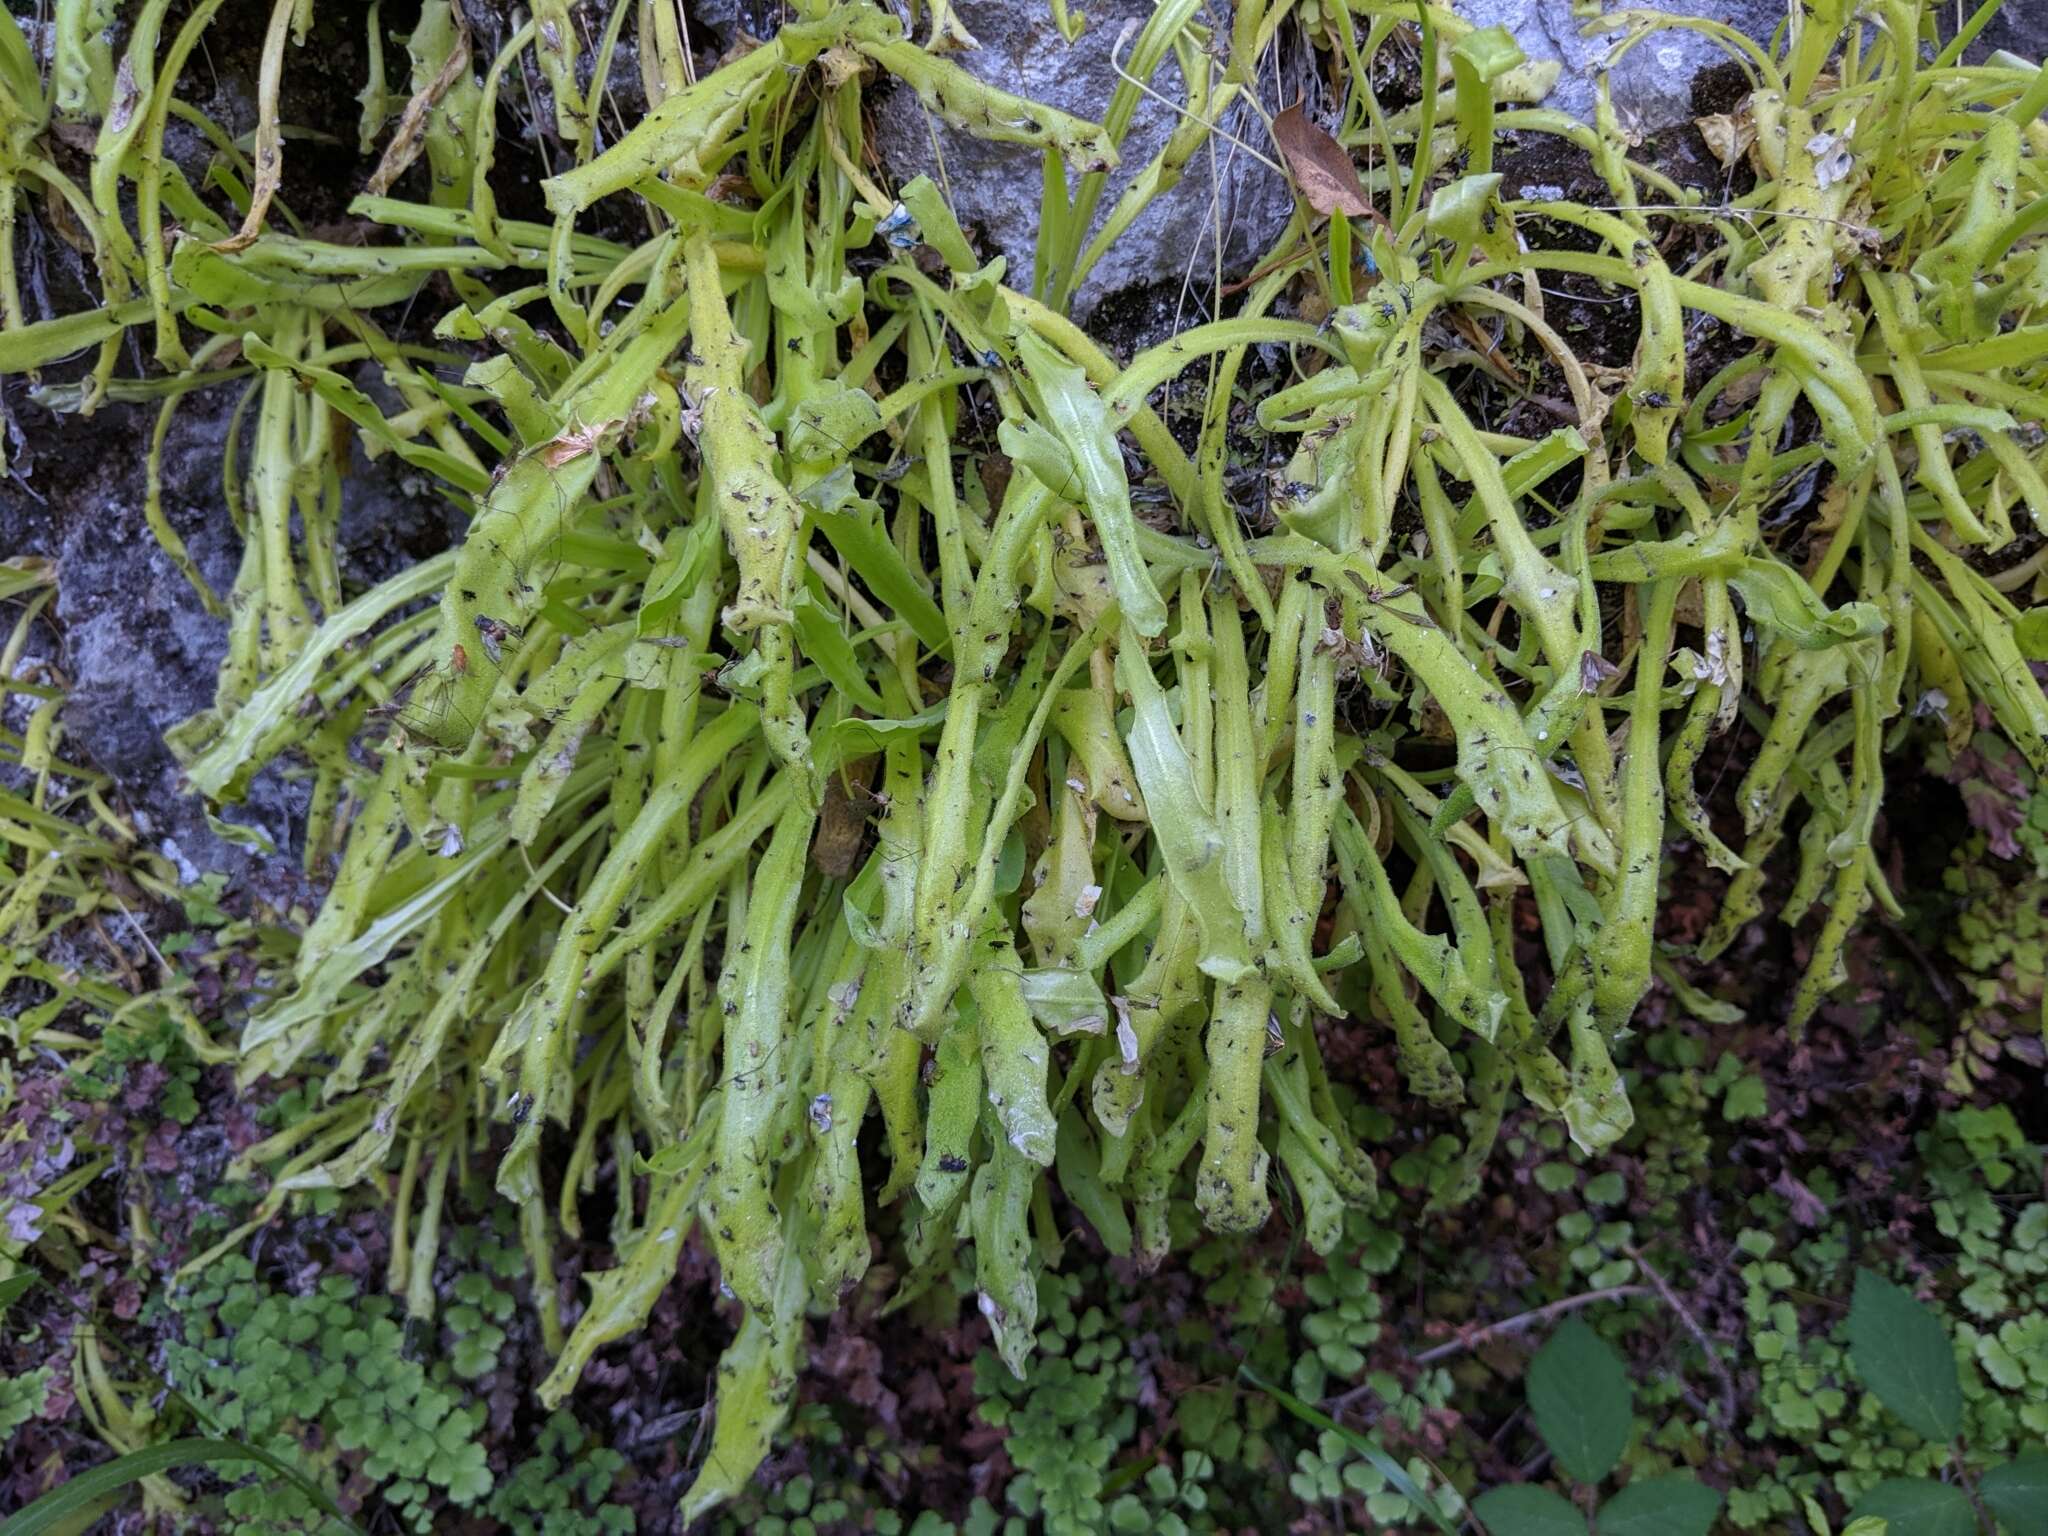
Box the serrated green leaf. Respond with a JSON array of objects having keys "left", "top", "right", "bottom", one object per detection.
[
  {"left": 1848, "top": 1479, "right": 1975, "bottom": 1536},
  {"left": 1722, "top": 1073, "right": 1768, "bottom": 1122},
  {"left": 1527, "top": 1318, "right": 1632, "bottom": 1484},
  {"left": 1597, "top": 1476, "right": 1723, "bottom": 1536},
  {"left": 1983, "top": 1454, "right": 2048, "bottom": 1533},
  {"left": 1471, "top": 1484, "right": 1588, "bottom": 1536},
  {"left": 1846, "top": 1269, "right": 1963, "bottom": 1443}
]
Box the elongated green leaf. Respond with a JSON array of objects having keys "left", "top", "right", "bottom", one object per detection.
[
  {"left": 676, "top": 1233, "right": 808, "bottom": 1524},
  {"left": 1597, "top": 1476, "right": 1724, "bottom": 1536},
  {"left": 240, "top": 339, "right": 490, "bottom": 495},
  {"left": 0, "top": 9, "right": 43, "bottom": 127},
  {"left": 171, "top": 241, "right": 428, "bottom": 312},
  {"left": 810, "top": 508, "right": 951, "bottom": 656},
  {"left": 1240, "top": 1367, "right": 1461, "bottom": 1535},
  {"left": 1470, "top": 1485, "right": 1587, "bottom": 1536},
  {"left": 1053, "top": 1109, "right": 1131, "bottom": 1257},
  {"left": 1115, "top": 633, "right": 1252, "bottom": 982},
  {"left": 1921, "top": 324, "right": 2048, "bottom": 372},
  {"left": 0, "top": 1439, "right": 352, "bottom": 1536},
  {"left": 184, "top": 553, "right": 455, "bottom": 802},
  {"left": 1016, "top": 329, "right": 1167, "bottom": 637},
  {"left": 541, "top": 33, "right": 792, "bottom": 211},
  {"left": 859, "top": 36, "right": 1117, "bottom": 169},
  {"left": 0, "top": 557, "right": 56, "bottom": 603},
  {"left": 1847, "top": 1269, "right": 1963, "bottom": 1444},
  {"left": 0, "top": 297, "right": 159, "bottom": 374},
  {"left": 244, "top": 815, "right": 513, "bottom": 1054},
  {"left": 539, "top": 1129, "right": 712, "bottom": 1408},
  {"left": 1527, "top": 1318, "right": 1632, "bottom": 1484},
  {"left": 1848, "top": 1479, "right": 1976, "bottom": 1536}
]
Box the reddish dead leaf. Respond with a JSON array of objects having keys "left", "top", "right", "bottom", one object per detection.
[
  {"left": 1272, "top": 103, "right": 1373, "bottom": 220},
  {"left": 538, "top": 416, "right": 623, "bottom": 468},
  {"left": 1773, "top": 1169, "right": 1830, "bottom": 1228},
  {"left": 812, "top": 754, "right": 876, "bottom": 877}
]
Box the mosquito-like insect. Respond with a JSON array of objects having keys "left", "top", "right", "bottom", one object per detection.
[
  {"left": 1343, "top": 568, "right": 1437, "bottom": 628},
  {"left": 373, "top": 621, "right": 513, "bottom": 750},
  {"left": 479, "top": 474, "right": 571, "bottom": 611},
  {"left": 473, "top": 614, "right": 522, "bottom": 666},
  {"left": 371, "top": 657, "right": 478, "bottom": 746}
]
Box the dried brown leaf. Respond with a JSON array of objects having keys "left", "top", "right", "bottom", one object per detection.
[
  {"left": 213, "top": 0, "right": 299, "bottom": 254},
  {"left": 1272, "top": 104, "right": 1372, "bottom": 219},
  {"left": 537, "top": 417, "right": 623, "bottom": 468},
  {"left": 365, "top": 14, "right": 472, "bottom": 198},
  {"left": 1695, "top": 108, "right": 1755, "bottom": 171},
  {"left": 813, "top": 756, "right": 876, "bottom": 877}
]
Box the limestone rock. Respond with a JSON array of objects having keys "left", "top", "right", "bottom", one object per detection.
[
  {"left": 1455, "top": 0, "right": 1791, "bottom": 128},
  {"left": 865, "top": 0, "right": 1297, "bottom": 318}
]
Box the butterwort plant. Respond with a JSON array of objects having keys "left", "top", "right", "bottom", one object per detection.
[{"left": 2, "top": 0, "right": 2046, "bottom": 1521}]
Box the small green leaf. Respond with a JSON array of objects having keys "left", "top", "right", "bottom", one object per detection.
[
  {"left": 1471, "top": 1485, "right": 1588, "bottom": 1536},
  {"left": 1721, "top": 1073, "right": 1768, "bottom": 1122},
  {"left": 789, "top": 582, "right": 886, "bottom": 713},
  {"left": 1584, "top": 1172, "right": 1627, "bottom": 1206},
  {"left": 1983, "top": 1454, "right": 2048, "bottom": 1532},
  {"left": 1848, "top": 1479, "right": 1975, "bottom": 1536},
  {"left": 204, "top": 809, "right": 279, "bottom": 856},
  {"left": 1535, "top": 1163, "right": 1577, "bottom": 1194},
  {"left": 1426, "top": 174, "right": 1504, "bottom": 245},
  {"left": 1597, "top": 1476, "right": 1723, "bottom": 1536},
  {"left": 1451, "top": 25, "right": 1527, "bottom": 82},
  {"left": 0, "top": 1273, "right": 32, "bottom": 1317},
  {"left": 1846, "top": 1269, "right": 1963, "bottom": 1443},
  {"left": 1527, "top": 1318, "right": 1632, "bottom": 1484}
]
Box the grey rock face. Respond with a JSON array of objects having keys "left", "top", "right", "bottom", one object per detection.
[
  {"left": 1973, "top": 6, "right": 2048, "bottom": 66},
  {"left": 0, "top": 388, "right": 277, "bottom": 889},
  {"left": 1455, "top": 0, "right": 1788, "bottom": 128},
  {"left": 867, "top": 0, "right": 1297, "bottom": 318},
  {"left": 1, "top": 375, "right": 456, "bottom": 900},
  {"left": 736, "top": 0, "right": 1800, "bottom": 316}
]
